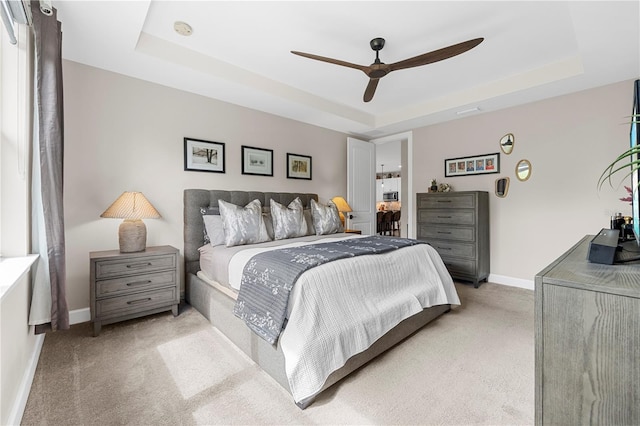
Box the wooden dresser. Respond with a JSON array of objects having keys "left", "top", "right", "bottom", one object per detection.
[
  {"left": 90, "top": 245, "right": 179, "bottom": 336},
  {"left": 416, "top": 191, "right": 489, "bottom": 287},
  {"left": 534, "top": 235, "right": 640, "bottom": 425}
]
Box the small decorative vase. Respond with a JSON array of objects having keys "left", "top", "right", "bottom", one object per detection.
[{"left": 430, "top": 185, "right": 438, "bottom": 192}]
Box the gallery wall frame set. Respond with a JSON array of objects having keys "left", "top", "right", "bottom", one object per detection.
[
  {"left": 184, "top": 138, "right": 312, "bottom": 180},
  {"left": 184, "top": 137, "right": 226, "bottom": 173},
  {"left": 445, "top": 152, "right": 500, "bottom": 177}
]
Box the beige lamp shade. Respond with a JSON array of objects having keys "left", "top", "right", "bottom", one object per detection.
[
  {"left": 331, "top": 196, "right": 353, "bottom": 228},
  {"left": 101, "top": 192, "right": 161, "bottom": 252}
]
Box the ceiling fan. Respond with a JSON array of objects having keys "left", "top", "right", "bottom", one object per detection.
[{"left": 291, "top": 37, "right": 484, "bottom": 102}]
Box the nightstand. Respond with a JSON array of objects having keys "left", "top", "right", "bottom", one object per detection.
[
  {"left": 344, "top": 229, "right": 362, "bottom": 234},
  {"left": 90, "top": 245, "right": 179, "bottom": 336}
]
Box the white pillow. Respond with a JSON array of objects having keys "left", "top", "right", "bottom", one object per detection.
[
  {"left": 202, "top": 214, "right": 226, "bottom": 247},
  {"left": 270, "top": 198, "right": 307, "bottom": 240},
  {"left": 310, "top": 199, "right": 344, "bottom": 235},
  {"left": 218, "top": 199, "right": 270, "bottom": 247}
]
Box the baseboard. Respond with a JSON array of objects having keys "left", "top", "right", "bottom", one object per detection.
[
  {"left": 69, "top": 307, "right": 90, "bottom": 325},
  {"left": 7, "top": 332, "right": 45, "bottom": 426},
  {"left": 488, "top": 274, "right": 534, "bottom": 291}
]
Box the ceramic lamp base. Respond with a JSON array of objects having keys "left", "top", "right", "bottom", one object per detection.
[{"left": 118, "top": 219, "right": 147, "bottom": 252}]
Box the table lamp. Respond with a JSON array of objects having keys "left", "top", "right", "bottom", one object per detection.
[
  {"left": 331, "top": 196, "right": 353, "bottom": 228},
  {"left": 100, "top": 191, "right": 161, "bottom": 253}
]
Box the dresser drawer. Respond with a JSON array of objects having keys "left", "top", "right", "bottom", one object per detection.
[
  {"left": 418, "top": 224, "right": 475, "bottom": 242},
  {"left": 417, "top": 193, "right": 476, "bottom": 209},
  {"left": 428, "top": 240, "right": 475, "bottom": 259},
  {"left": 441, "top": 257, "right": 476, "bottom": 276},
  {"left": 95, "top": 287, "right": 177, "bottom": 318},
  {"left": 96, "top": 270, "right": 176, "bottom": 298},
  {"left": 95, "top": 254, "right": 176, "bottom": 279},
  {"left": 417, "top": 209, "right": 475, "bottom": 225}
]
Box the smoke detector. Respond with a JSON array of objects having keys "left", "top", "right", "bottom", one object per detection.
[{"left": 174, "top": 21, "right": 193, "bottom": 36}]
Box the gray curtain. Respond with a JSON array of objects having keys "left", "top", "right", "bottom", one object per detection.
[{"left": 29, "top": 3, "right": 68, "bottom": 333}]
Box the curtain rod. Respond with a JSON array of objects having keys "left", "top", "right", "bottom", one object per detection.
[
  {"left": 0, "top": 2, "right": 17, "bottom": 44},
  {"left": 1, "top": 0, "right": 52, "bottom": 45}
]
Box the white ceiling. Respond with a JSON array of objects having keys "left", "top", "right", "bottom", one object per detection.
[{"left": 54, "top": 1, "right": 639, "bottom": 141}]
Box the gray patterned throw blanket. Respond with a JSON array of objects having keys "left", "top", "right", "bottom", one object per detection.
[{"left": 233, "top": 235, "right": 424, "bottom": 344}]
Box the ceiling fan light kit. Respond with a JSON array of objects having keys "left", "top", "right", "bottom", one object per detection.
[{"left": 292, "top": 37, "right": 484, "bottom": 102}]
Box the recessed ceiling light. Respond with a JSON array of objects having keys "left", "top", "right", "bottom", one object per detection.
[{"left": 174, "top": 21, "right": 193, "bottom": 36}]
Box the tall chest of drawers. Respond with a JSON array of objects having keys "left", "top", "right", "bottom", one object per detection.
[
  {"left": 90, "top": 245, "right": 179, "bottom": 336},
  {"left": 416, "top": 191, "right": 489, "bottom": 287}
]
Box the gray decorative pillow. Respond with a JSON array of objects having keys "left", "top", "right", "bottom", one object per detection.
[
  {"left": 202, "top": 214, "right": 226, "bottom": 247},
  {"left": 270, "top": 198, "right": 306, "bottom": 240},
  {"left": 310, "top": 199, "right": 344, "bottom": 235},
  {"left": 218, "top": 199, "right": 270, "bottom": 247},
  {"left": 200, "top": 206, "right": 221, "bottom": 245},
  {"left": 263, "top": 213, "right": 275, "bottom": 241},
  {"left": 303, "top": 209, "right": 316, "bottom": 236}
]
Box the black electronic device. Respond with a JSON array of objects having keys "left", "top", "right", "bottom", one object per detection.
[{"left": 587, "top": 229, "right": 620, "bottom": 265}]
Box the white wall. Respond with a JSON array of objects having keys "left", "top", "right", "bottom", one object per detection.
[
  {"left": 1, "top": 270, "right": 42, "bottom": 426},
  {"left": 62, "top": 60, "right": 349, "bottom": 311},
  {"left": 412, "top": 79, "right": 634, "bottom": 282}
]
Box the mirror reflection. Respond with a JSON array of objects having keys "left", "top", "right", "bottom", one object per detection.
[
  {"left": 495, "top": 177, "right": 510, "bottom": 198},
  {"left": 500, "top": 133, "right": 515, "bottom": 155},
  {"left": 516, "top": 159, "right": 532, "bottom": 181}
]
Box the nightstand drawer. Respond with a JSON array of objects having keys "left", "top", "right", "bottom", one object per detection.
[
  {"left": 95, "top": 254, "right": 176, "bottom": 279},
  {"left": 95, "top": 287, "right": 177, "bottom": 318},
  {"left": 418, "top": 224, "right": 475, "bottom": 242},
  {"left": 428, "top": 241, "right": 475, "bottom": 258},
  {"left": 417, "top": 193, "right": 476, "bottom": 209},
  {"left": 96, "top": 270, "right": 176, "bottom": 298},
  {"left": 417, "top": 209, "right": 475, "bottom": 225}
]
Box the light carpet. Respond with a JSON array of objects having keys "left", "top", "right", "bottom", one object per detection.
[{"left": 21, "top": 282, "right": 534, "bottom": 425}]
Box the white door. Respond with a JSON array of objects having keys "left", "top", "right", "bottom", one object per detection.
[{"left": 347, "top": 137, "right": 375, "bottom": 235}]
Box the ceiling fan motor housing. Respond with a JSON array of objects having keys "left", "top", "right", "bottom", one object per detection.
[{"left": 370, "top": 38, "right": 385, "bottom": 51}]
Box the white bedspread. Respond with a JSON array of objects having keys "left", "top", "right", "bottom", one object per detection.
[{"left": 227, "top": 236, "right": 459, "bottom": 405}]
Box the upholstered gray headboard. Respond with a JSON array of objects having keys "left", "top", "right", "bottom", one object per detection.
[{"left": 183, "top": 189, "right": 319, "bottom": 275}]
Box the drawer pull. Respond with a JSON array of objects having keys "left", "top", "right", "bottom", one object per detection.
[
  {"left": 126, "top": 262, "right": 152, "bottom": 269},
  {"left": 127, "top": 297, "right": 152, "bottom": 305},
  {"left": 437, "top": 247, "right": 452, "bottom": 250},
  {"left": 126, "top": 280, "right": 152, "bottom": 287},
  {"left": 436, "top": 200, "right": 452, "bottom": 203},
  {"left": 437, "top": 216, "right": 452, "bottom": 219},
  {"left": 437, "top": 231, "right": 452, "bottom": 234}
]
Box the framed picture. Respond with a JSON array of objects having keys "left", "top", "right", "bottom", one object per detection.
[
  {"left": 286, "top": 153, "right": 312, "bottom": 180},
  {"left": 241, "top": 145, "right": 273, "bottom": 176},
  {"left": 444, "top": 152, "right": 500, "bottom": 177},
  {"left": 184, "top": 137, "right": 225, "bottom": 173}
]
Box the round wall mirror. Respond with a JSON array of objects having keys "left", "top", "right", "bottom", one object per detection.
[
  {"left": 500, "top": 133, "right": 515, "bottom": 155},
  {"left": 516, "top": 159, "right": 532, "bottom": 181},
  {"left": 495, "top": 177, "right": 510, "bottom": 198}
]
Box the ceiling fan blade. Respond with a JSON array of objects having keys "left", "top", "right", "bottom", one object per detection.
[
  {"left": 291, "top": 51, "right": 368, "bottom": 73},
  {"left": 363, "top": 78, "right": 380, "bottom": 102},
  {"left": 389, "top": 37, "right": 484, "bottom": 72}
]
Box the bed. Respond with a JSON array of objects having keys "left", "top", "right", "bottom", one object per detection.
[{"left": 183, "top": 189, "right": 459, "bottom": 408}]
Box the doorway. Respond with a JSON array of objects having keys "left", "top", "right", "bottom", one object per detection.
[{"left": 371, "top": 131, "right": 413, "bottom": 238}]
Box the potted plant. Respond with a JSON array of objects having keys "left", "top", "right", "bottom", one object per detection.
[{"left": 597, "top": 114, "right": 639, "bottom": 192}]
